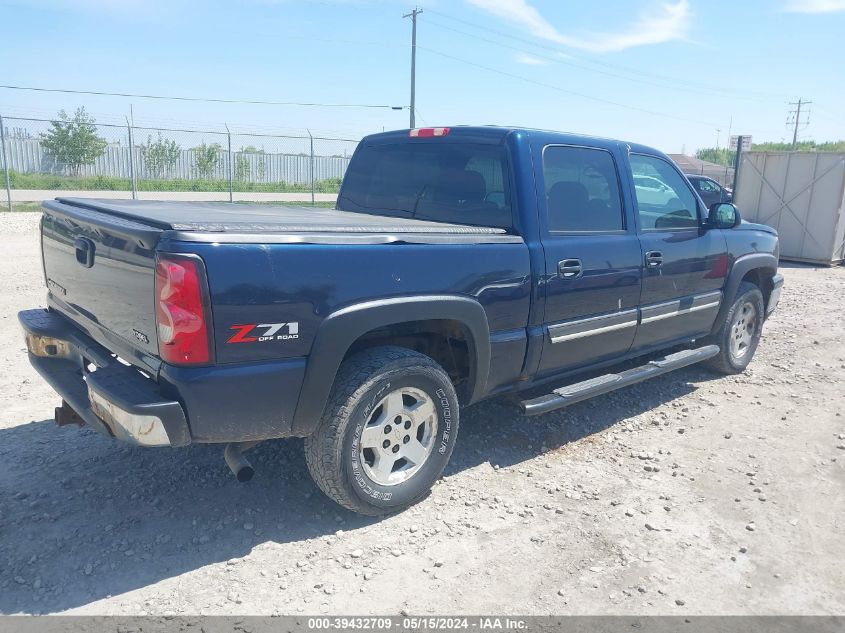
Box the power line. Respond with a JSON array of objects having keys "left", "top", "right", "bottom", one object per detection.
[
  {"left": 0, "top": 84, "right": 406, "bottom": 110},
  {"left": 418, "top": 45, "right": 788, "bottom": 139},
  {"left": 811, "top": 105, "right": 845, "bottom": 126},
  {"left": 413, "top": 107, "right": 428, "bottom": 127},
  {"left": 424, "top": 7, "right": 789, "bottom": 102},
  {"left": 424, "top": 17, "right": 772, "bottom": 103},
  {"left": 417, "top": 45, "right": 718, "bottom": 128},
  {"left": 0, "top": 115, "right": 360, "bottom": 141}
]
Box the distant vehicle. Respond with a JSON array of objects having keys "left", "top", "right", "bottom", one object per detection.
[
  {"left": 686, "top": 174, "right": 733, "bottom": 207},
  {"left": 633, "top": 174, "right": 677, "bottom": 206},
  {"left": 21, "top": 126, "right": 783, "bottom": 516}
]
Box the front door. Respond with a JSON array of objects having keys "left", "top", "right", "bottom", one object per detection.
[
  {"left": 629, "top": 154, "right": 729, "bottom": 351},
  {"left": 536, "top": 144, "right": 642, "bottom": 377}
]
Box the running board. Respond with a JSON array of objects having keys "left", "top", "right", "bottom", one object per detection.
[{"left": 520, "top": 345, "right": 720, "bottom": 416}]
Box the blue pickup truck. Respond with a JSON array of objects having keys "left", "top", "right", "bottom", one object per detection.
[{"left": 20, "top": 126, "right": 784, "bottom": 515}]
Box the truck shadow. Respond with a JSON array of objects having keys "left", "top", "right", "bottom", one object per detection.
[{"left": 0, "top": 366, "right": 712, "bottom": 614}]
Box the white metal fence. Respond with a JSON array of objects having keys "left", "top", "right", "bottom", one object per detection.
[
  {"left": 735, "top": 151, "right": 845, "bottom": 265},
  {"left": 0, "top": 115, "right": 360, "bottom": 208}
]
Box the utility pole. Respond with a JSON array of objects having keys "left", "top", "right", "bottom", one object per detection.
[
  {"left": 0, "top": 115, "right": 11, "bottom": 212},
  {"left": 403, "top": 6, "right": 422, "bottom": 129},
  {"left": 126, "top": 116, "right": 137, "bottom": 200},
  {"left": 787, "top": 98, "right": 812, "bottom": 149},
  {"left": 725, "top": 116, "right": 733, "bottom": 186},
  {"left": 732, "top": 135, "right": 744, "bottom": 191}
]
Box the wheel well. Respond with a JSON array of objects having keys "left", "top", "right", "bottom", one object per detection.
[
  {"left": 740, "top": 267, "right": 775, "bottom": 310},
  {"left": 344, "top": 319, "right": 472, "bottom": 402}
]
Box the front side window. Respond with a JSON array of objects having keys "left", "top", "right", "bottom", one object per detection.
[
  {"left": 337, "top": 142, "right": 511, "bottom": 230},
  {"left": 542, "top": 145, "right": 624, "bottom": 232},
  {"left": 630, "top": 154, "right": 699, "bottom": 230},
  {"left": 696, "top": 178, "right": 719, "bottom": 193}
]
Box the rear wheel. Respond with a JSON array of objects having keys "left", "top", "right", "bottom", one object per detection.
[
  {"left": 304, "top": 346, "right": 459, "bottom": 515},
  {"left": 705, "top": 281, "right": 765, "bottom": 374}
]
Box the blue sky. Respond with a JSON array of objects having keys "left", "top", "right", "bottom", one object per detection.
[{"left": 1, "top": 0, "right": 843, "bottom": 153}]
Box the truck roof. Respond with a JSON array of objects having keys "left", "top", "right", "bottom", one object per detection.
[{"left": 361, "top": 126, "right": 663, "bottom": 156}]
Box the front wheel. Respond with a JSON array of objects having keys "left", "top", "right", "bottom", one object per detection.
[
  {"left": 304, "top": 346, "right": 459, "bottom": 516},
  {"left": 705, "top": 281, "right": 765, "bottom": 374}
]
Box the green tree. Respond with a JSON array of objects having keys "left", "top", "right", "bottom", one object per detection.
[
  {"left": 141, "top": 133, "right": 181, "bottom": 179},
  {"left": 696, "top": 139, "right": 845, "bottom": 163},
  {"left": 40, "top": 107, "right": 107, "bottom": 176},
  {"left": 751, "top": 140, "right": 845, "bottom": 152},
  {"left": 235, "top": 154, "right": 251, "bottom": 181},
  {"left": 193, "top": 142, "right": 221, "bottom": 179},
  {"left": 238, "top": 145, "right": 266, "bottom": 182},
  {"left": 695, "top": 147, "right": 736, "bottom": 166}
]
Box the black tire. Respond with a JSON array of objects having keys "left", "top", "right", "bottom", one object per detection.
[
  {"left": 304, "top": 346, "right": 460, "bottom": 516},
  {"left": 704, "top": 281, "right": 765, "bottom": 375}
]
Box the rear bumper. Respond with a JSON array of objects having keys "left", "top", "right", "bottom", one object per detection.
[
  {"left": 19, "top": 309, "right": 308, "bottom": 445},
  {"left": 19, "top": 309, "right": 190, "bottom": 446},
  {"left": 18, "top": 310, "right": 191, "bottom": 446},
  {"left": 767, "top": 273, "right": 785, "bottom": 318}
]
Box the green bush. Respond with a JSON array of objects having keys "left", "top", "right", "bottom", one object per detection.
[{"left": 9, "top": 171, "right": 130, "bottom": 190}]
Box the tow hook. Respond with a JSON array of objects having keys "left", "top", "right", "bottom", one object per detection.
[
  {"left": 224, "top": 441, "right": 260, "bottom": 482},
  {"left": 55, "top": 400, "right": 85, "bottom": 427}
]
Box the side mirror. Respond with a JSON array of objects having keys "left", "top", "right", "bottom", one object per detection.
[{"left": 708, "top": 202, "right": 741, "bottom": 229}]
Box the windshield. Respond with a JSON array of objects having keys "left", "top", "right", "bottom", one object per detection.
[{"left": 337, "top": 142, "right": 512, "bottom": 230}]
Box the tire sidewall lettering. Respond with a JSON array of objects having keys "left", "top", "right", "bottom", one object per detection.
[{"left": 435, "top": 388, "right": 452, "bottom": 455}]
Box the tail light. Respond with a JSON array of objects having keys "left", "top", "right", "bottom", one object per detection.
[
  {"left": 409, "top": 127, "right": 449, "bottom": 137},
  {"left": 154, "top": 254, "right": 213, "bottom": 365}
]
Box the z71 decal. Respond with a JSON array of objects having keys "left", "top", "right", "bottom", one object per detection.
[{"left": 226, "top": 322, "right": 300, "bottom": 344}]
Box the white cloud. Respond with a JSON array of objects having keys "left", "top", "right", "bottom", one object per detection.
[
  {"left": 515, "top": 53, "right": 549, "bottom": 66},
  {"left": 464, "top": 0, "right": 691, "bottom": 53},
  {"left": 464, "top": 0, "right": 565, "bottom": 42},
  {"left": 783, "top": 0, "right": 845, "bottom": 12}
]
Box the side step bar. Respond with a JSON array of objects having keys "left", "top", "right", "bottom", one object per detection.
[{"left": 520, "top": 345, "right": 719, "bottom": 416}]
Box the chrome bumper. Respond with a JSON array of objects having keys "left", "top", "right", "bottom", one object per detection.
[{"left": 19, "top": 309, "right": 190, "bottom": 447}]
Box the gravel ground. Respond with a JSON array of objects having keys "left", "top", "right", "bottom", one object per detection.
[{"left": 0, "top": 212, "right": 843, "bottom": 616}]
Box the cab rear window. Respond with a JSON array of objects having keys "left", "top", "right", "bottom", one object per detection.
[{"left": 337, "top": 143, "right": 512, "bottom": 230}]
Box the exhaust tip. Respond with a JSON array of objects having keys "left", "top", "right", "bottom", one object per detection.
[
  {"left": 224, "top": 442, "right": 259, "bottom": 483},
  {"left": 235, "top": 465, "right": 255, "bottom": 483}
]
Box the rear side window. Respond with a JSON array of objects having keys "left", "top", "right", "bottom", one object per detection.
[
  {"left": 542, "top": 146, "right": 624, "bottom": 232},
  {"left": 337, "top": 142, "right": 511, "bottom": 230},
  {"left": 630, "top": 154, "right": 699, "bottom": 230}
]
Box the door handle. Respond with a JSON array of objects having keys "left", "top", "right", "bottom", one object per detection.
[
  {"left": 558, "top": 258, "right": 583, "bottom": 279},
  {"left": 645, "top": 251, "right": 663, "bottom": 268}
]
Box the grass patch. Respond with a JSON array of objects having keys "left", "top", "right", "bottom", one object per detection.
[
  {"left": 4, "top": 201, "right": 42, "bottom": 212},
  {"left": 240, "top": 201, "right": 337, "bottom": 208},
  {"left": 8, "top": 171, "right": 342, "bottom": 193},
  {"left": 3, "top": 200, "right": 337, "bottom": 213}
]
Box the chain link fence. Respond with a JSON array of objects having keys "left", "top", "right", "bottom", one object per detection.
[
  {"left": 0, "top": 114, "right": 360, "bottom": 210},
  {"left": 667, "top": 153, "right": 735, "bottom": 189}
]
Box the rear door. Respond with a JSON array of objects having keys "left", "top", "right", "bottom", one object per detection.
[
  {"left": 536, "top": 144, "right": 642, "bottom": 377},
  {"left": 629, "top": 154, "right": 728, "bottom": 351}
]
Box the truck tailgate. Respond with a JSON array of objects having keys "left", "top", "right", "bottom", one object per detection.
[{"left": 41, "top": 199, "right": 163, "bottom": 369}]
